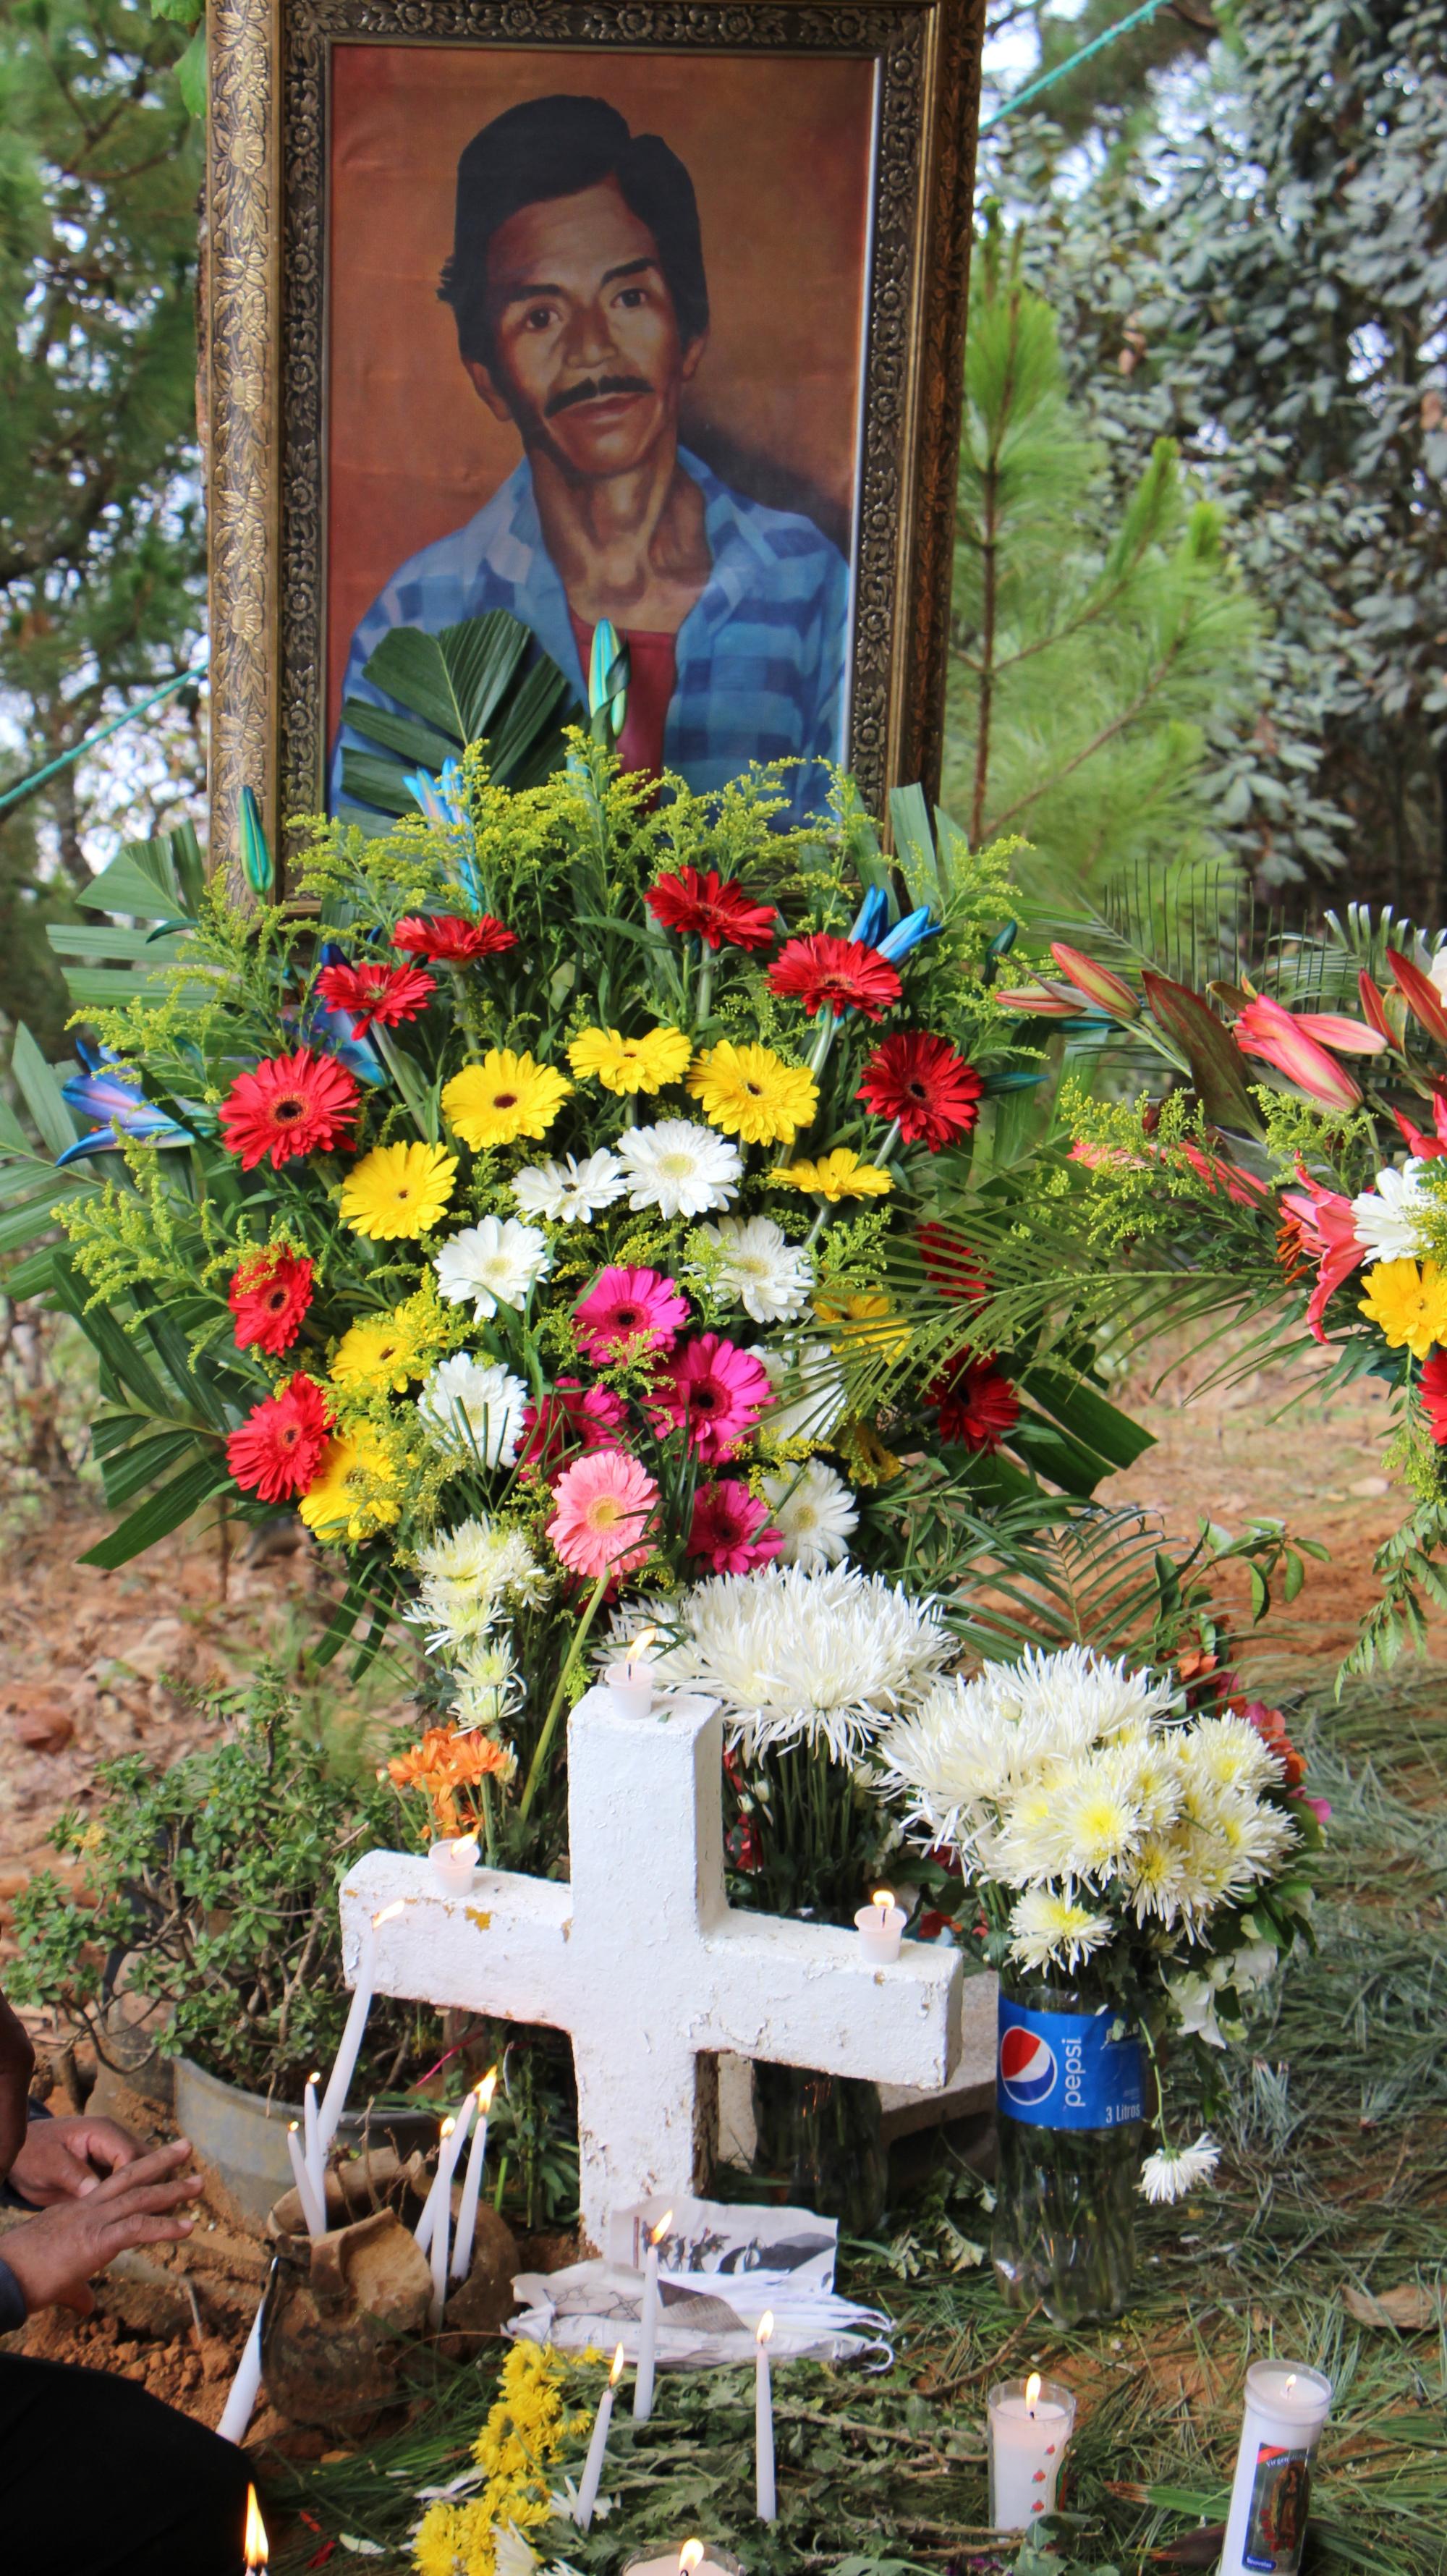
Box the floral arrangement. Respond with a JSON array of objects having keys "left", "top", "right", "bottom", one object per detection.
[
  {"left": 412, "top": 2340, "right": 584, "bottom": 2576},
  {"left": 874, "top": 1643, "right": 1322, "bottom": 2203},
  {"left": 0, "top": 745, "right": 1149, "bottom": 1879}
]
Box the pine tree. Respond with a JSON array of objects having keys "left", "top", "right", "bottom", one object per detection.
[{"left": 944, "top": 232, "right": 1259, "bottom": 904}]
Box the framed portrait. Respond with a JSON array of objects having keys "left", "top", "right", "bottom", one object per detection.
[{"left": 205, "top": 0, "right": 986, "bottom": 865}]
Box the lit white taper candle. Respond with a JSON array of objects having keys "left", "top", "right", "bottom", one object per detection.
[
  {"left": 755, "top": 2310, "right": 776, "bottom": 2521},
  {"left": 449, "top": 2068, "right": 499, "bottom": 2281},
  {"left": 574, "top": 2343, "right": 626, "bottom": 2529},
  {"left": 286, "top": 2119, "right": 326, "bottom": 2238},
  {"left": 632, "top": 2208, "right": 672, "bottom": 2422},
  {"left": 302, "top": 2072, "right": 324, "bottom": 2213},
  {"left": 243, "top": 2484, "right": 269, "bottom": 2572},
  {"left": 217, "top": 2302, "right": 265, "bottom": 2446},
  {"left": 425, "top": 2101, "right": 476, "bottom": 2326},
  {"left": 317, "top": 1899, "right": 406, "bottom": 2147}
]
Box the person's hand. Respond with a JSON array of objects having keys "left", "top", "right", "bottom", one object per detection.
[
  {"left": 0, "top": 1992, "right": 35, "bottom": 2183},
  {"left": 7, "top": 2112, "right": 143, "bottom": 2207},
  {"left": 0, "top": 2137, "right": 203, "bottom": 2316}
]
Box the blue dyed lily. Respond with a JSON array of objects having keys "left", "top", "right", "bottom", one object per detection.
[
  {"left": 56, "top": 1044, "right": 193, "bottom": 1166},
  {"left": 848, "top": 886, "right": 891, "bottom": 949},
  {"left": 404, "top": 758, "right": 483, "bottom": 908},
  {"left": 876, "top": 903, "right": 943, "bottom": 965}
]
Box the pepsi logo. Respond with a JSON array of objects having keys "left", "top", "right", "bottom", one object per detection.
[{"left": 998, "top": 2024, "right": 1058, "bottom": 2108}]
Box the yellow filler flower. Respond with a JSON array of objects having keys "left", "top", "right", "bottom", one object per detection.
[
  {"left": 328, "top": 1308, "right": 423, "bottom": 1393},
  {"left": 773, "top": 1145, "right": 893, "bottom": 1203},
  {"left": 687, "top": 1038, "right": 818, "bottom": 1146},
  {"left": 299, "top": 1426, "right": 400, "bottom": 1541},
  {"left": 1359, "top": 1256, "right": 1447, "bottom": 1358},
  {"left": 444, "top": 1049, "right": 571, "bottom": 1148},
  {"left": 340, "top": 1140, "right": 456, "bottom": 1240},
  {"left": 567, "top": 1023, "right": 692, "bottom": 1096}
]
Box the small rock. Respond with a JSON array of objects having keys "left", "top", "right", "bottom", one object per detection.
[
  {"left": 12, "top": 1706, "right": 75, "bottom": 1753},
  {"left": 1349, "top": 1473, "right": 1390, "bottom": 1498}
]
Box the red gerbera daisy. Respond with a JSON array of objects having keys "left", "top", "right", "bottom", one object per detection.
[
  {"left": 1420, "top": 1350, "right": 1447, "bottom": 1444},
  {"left": 645, "top": 865, "right": 777, "bottom": 952},
  {"left": 916, "top": 1224, "right": 989, "bottom": 1308},
  {"left": 768, "top": 933, "right": 901, "bottom": 1020},
  {"left": 227, "top": 1248, "right": 315, "bottom": 1355},
  {"left": 926, "top": 1356, "right": 1019, "bottom": 1453},
  {"left": 314, "top": 957, "right": 435, "bottom": 1035},
  {"left": 687, "top": 1480, "right": 783, "bottom": 1575},
  {"left": 650, "top": 1333, "right": 771, "bottom": 1462},
  {"left": 218, "top": 1048, "right": 359, "bottom": 1172},
  {"left": 226, "top": 1373, "right": 333, "bottom": 1502},
  {"left": 857, "top": 1032, "right": 983, "bottom": 1149},
  {"left": 518, "top": 1376, "right": 628, "bottom": 1468},
  {"left": 393, "top": 912, "right": 518, "bottom": 965}
]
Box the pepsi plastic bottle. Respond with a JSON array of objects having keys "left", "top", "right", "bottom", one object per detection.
[{"left": 991, "top": 1975, "right": 1147, "bottom": 2326}]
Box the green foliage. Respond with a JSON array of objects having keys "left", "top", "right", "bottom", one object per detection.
[
  {"left": 944, "top": 226, "right": 1259, "bottom": 912},
  {"left": 7, "top": 1672, "right": 433, "bottom": 2098},
  {"left": 339, "top": 613, "right": 582, "bottom": 828}
]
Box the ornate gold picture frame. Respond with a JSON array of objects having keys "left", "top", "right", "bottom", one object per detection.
[{"left": 205, "top": 0, "right": 985, "bottom": 864}]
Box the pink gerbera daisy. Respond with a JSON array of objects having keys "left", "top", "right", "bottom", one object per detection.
[
  {"left": 687, "top": 1480, "right": 784, "bottom": 1575},
  {"left": 546, "top": 1450, "right": 658, "bottom": 1580},
  {"left": 574, "top": 1266, "right": 689, "bottom": 1363},
  {"left": 519, "top": 1377, "right": 628, "bottom": 1467},
  {"left": 651, "top": 1333, "right": 771, "bottom": 1462}
]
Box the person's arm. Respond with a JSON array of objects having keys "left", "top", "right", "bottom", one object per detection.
[
  {"left": 0, "top": 2137, "right": 203, "bottom": 2318},
  {"left": 0, "top": 1993, "right": 35, "bottom": 2185},
  {"left": 6, "top": 2111, "right": 143, "bottom": 2207}
]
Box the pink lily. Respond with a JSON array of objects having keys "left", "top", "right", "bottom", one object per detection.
[
  {"left": 1279, "top": 1163, "right": 1365, "bottom": 1342},
  {"left": 1393, "top": 1093, "right": 1447, "bottom": 1160},
  {"left": 1289, "top": 1011, "right": 1388, "bottom": 1056},
  {"left": 1358, "top": 969, "right": 1393, "bottom": 1041},
  {"left": 995, "top": 978, "right": 1086, "bottom": 1015},
  {"left": 1233, "top": 995, "right": 1363, "bottom": 1109},
  {"left": 1049, "top": 944, "right": 1139, "bottom": 1018},
  {"left": 1178, "top": 1141, "right": 1271, "bottom": 1206}
]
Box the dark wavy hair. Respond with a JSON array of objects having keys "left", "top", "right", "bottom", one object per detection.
[{"left": 438, "top": 94, "right": 710, "bottom": 370}]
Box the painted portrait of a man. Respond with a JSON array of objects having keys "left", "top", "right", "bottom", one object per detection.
[{"left": 327, "top": 63, "right": 875, "bottom": 824}]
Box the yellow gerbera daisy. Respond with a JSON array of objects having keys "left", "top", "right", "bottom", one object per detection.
[
  {"left": 815, "top": 1288, "right": 911, "bottom": 1358},
  {"left": 771, "top": 1146, "right": 893, "bottom": 1203},
  {"left": 687, "top": 1038, "right": 818, "bottom": 1146},
  {"left": 1359, "top": 1255, "right": 1447, "bottom": 1358},
  {"left": 328, "top": 1307, "right": 421, "bottom": 1393},
  {"left": 443, "top": 1050, "right": 571, "bottom": 1148},
  {"left": 836, "top": 1414, "right": 904, "bottom": 1486},
  {"left": 340, "top": 1140, "right": 457, "bottom": 1240},
  {"left": 567, "top": 1022, "right": 692, "bottom": 1096},
  {"left": 299, "top": 1426, "right": 400, "bottom": 1542}
]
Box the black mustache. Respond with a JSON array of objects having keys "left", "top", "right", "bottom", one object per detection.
[{"left": 546, "top": 374, "right": 652, "bottom": 419}]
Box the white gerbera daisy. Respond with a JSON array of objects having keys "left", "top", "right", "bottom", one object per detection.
[
  {"left": 417, "top": 1355, "right": 528, "bottom": 1468},
  {"left": 512, "top": 1149, "right": 626, "bottom": 1224},
  {"left": 761, "top": 1458, "right": 858, "bottom": 1569},
  {"left": 1351, "top": 1158, "right": 1432, "bottom": 1261},
  {"left": 754, "top": 1339, "right": 848, "bottom": 1443},
  {"left": 1137, "top": 2133, "right": 1221, "bottom": 2205},
  {"left": 638, "top": 1562, "right": 951, "bottom": 1763},
  {"left": 433, "top": 1214, "right": 550, "bottom": 1318},
  {"left": 616, "top": 1119, "right": 742, "bottom": 1219},
  {"left": 689, "top": 1216, "right": 812, "bottom": 1323},
  {"left": 1008, "top": 1886, "right": 1114, "bottom": 1974}
]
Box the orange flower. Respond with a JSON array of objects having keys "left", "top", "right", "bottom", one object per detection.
[{"left": 387, "top": 1726, "right": 511, "bottom": 1836}]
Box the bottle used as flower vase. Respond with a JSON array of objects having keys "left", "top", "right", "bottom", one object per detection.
[
  {"left": 752, "top": 2063, "right": 887, "bottom": 2234},
  {"left": 990, "top": 1977, "right": 1146, "bottom": 2327}
]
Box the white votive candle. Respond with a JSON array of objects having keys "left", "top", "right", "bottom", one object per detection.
[
  {"left": 755, "top": 2310, "right": 776, "bottom": 2521},
  {"left": 632, "top": 2207, "right": 672, "bottom": 2421},
  {"left": 428, "top": 1835, "right": 480, "bottom": 1894},
  {"left": 603, "top": 1627, "right": 660, "bottom": 1719},
  {"left": 1221, "top": 2363, "right": 1331, "bottom": 2575},
  {"left": 987, "top": 2374, "right": 1076, "bottom": 2530},
  {"left": 854, "top": 1886, "right": 907, "bottom": 1964},
  {"left": 574, "top": 2344, "right": 625, "bottom": 2529}
]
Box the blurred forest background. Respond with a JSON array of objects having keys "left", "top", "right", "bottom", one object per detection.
[{"left": 0, "top": 0, "right": 1443, "bottom": 1072}]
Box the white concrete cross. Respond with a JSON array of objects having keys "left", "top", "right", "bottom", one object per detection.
[{"left": 341, "top": 1685, "right": 995, "bottom": 2248}]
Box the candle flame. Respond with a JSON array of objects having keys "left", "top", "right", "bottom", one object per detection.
[
  {"left": 650, "top": 2209, "right": 673, "bottom": 2245},
  {"left": 872, "top": 1887, "right": 894, "bottom": 1912},
  {"left": 439, "top": 2116, "right": 456, "bottom": 2140},
  {"left": 288, "top": 2119, "right": 300, "bottom": 2135},
  {"left": 679, "top": 2544, "right": 705, "bottom": 2575},
  {"left": 476, "top": 2067, "right": 499, "bottom": 2113},
  {"left": 243, "top": 2484, "right": 268, "bottom": 2569},
  {"left": 307, "top": 2071, "right": 321, "bottom": 2088},
  {"left": 455, "top": 1836, "right": 479, "bottom": 1863},
  {"left": 1025, "top": 2372, "right": 1041, "bottom": 2412},
  {"left": 629, "top": 1626, "right": 660, "bottom": 1658},
  {"left": 756, "top": 2310, "right": 774, "bottom": 2345},
  {"left": 609, "top": 2343, "right": 626, "bottom": 2386},
  {"left": 373, "top": 1899, "right": 406, "bottom": 1927},
  {"left": 1285, "top": 2373, "right": 1297, "bottom": 2397}
]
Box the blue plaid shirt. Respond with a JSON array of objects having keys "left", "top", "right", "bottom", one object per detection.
[{"left": 334, "top": 448, "right": 849, "bottom": 825}]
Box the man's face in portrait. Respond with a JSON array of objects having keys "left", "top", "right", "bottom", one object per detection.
[{"left": 464, "top": 176, "right": 706, "bottom": 479}]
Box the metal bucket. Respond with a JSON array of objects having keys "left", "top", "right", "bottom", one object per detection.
[{"left": 173, "top": 2056, "right": 438, "bottom": 2224}]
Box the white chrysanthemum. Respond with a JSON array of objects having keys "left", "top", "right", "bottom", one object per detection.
[
  {"left": 450, "top": 1635, "right": 522, "bottom": 1736},
  {"left": 689, "top": 1216, "right": 813, "bottom": 1323},
  {"left": 1003, "top": 1644, "right": 1178, "bottom": 1748},
  {"left": 1181, "top": 1712, "right": 1285, "bottom": 1797},
  {"left": 761, "top": 1459, "right": 858, "bottom": 1569},
  {"left": 753, "top": 1340, "right": 848, "bottom": 1444},
  {"left": 619, "top": 1563, "right": 951, "bottom": 1763},
  {"left": 492, "top": 2525, "right": 540, "bottom": 2576},
  {"left": 1351, "top": 1157, "right": 1431, "bottom": 1261},
  {"left": 616, "top": 1119, "right": 742, "bottom": 1219},
  {"left": 433, "top": 1214, "right": 551, "bottom": 1318},
  {"left": 1035, "top": 1745, "right": 1149, "bottom": 1882},
  {"left": 1125, "top": 1831, "right": 1192, "bottom": 1926},
  {"left": 1137, "top": 2134, "right": 1221, "bottom": 2205},
  {"left": 410, "top": 1515, "right": 548, "bottom": 1650},
  {"left": 417, "top": 1355, "right": 529, "bottom": 1468},
  {"left": 1007, "top": 1886, "right": 1114, "bottom": 1974},
  {"left": 512, "top": 1149, "right": 627, "bottom": 1224}
]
